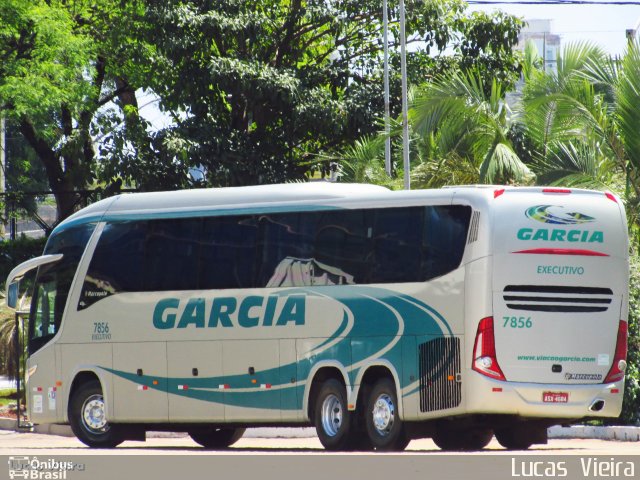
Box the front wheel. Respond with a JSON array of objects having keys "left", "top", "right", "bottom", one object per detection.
[
  {"left": 189, "top": 427, "right": 245, "bottom": 449},
  {"left": 364, "top": 378, "right": 409, "bottom": 451},
  {"left": 69, "top": 380, "right": 123, "bottom": 448}
]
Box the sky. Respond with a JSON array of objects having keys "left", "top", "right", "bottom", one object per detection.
[{"left": 469, "top": 2, "right": 640, "bottom": 56}]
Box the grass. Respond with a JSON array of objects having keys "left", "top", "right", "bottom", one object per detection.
[{"left": 0, "top": 388, "right": 17, "bottom": 407}]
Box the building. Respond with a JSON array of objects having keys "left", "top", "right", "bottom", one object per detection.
[{"left": 518, "top": 19, "right": 561, "bottom": 74}]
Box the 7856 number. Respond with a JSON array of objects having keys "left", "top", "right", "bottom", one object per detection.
[{"left": 502, "top": 316, "right": 532, "bottom": 328}]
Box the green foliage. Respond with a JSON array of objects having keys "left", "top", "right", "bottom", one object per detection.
[
  {"left": 4, "top": 120, "right": 50, "bottom": 218},
  {"left": 0, "top": 0, "right": 93, "bottom": 123},
  {"left": 0, "top": 236, "right": 46, "bottom": 283},
  {"left": 0, "top": 236, "right": 44, "bottom": 378},
  {"left": 0, "top": 0, "right": 155, "bottom": 220},
  {"left": 137, "top": 0, "right": 524, "bottom": 188},
  {"left": 409, "top": 69, "right": 533, "bottom": 185}
]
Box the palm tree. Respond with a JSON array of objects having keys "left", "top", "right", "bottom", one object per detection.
[
  {"left": 319, "top": 135, "right": 402, "bottom": 187},
  {"left": 0, "top": 302, "right": 22, "bottom": 380},
  {"left": 522, "top": 42, "right": 624, "bottom": 189},
  {"left": 522, "top": 40, "right": 640, "bottom": 240},
  {"left": 409, "top": 69, "right": 533, "bottom": 185}
]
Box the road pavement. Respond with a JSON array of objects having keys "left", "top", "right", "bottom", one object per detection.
[{"left": 0, "top": 429, "right": 638, "bottom": 455}]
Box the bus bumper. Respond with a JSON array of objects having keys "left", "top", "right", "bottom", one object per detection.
[{"left": 465, "top": 374, "right": 624, "bottom": 419}]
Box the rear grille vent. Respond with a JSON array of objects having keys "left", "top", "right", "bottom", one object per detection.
[
  {"left": 419, "top": 337, "right": 461, "bottom": 413},
  {"left": 467, "top": 211, "right": 480, "bottom": 244},
  {"left": 503, "top": 285, "right": 613, "bottom": 313}
]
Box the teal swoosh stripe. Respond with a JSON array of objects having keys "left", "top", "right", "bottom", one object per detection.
[{"left": 100, "top": 286, "right": 455, "bottom": 410}]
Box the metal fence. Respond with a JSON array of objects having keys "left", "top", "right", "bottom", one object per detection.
[{"left": 0, "top": 189, "right": 137, "bottom": 239}]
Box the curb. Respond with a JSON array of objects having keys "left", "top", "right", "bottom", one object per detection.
[
  {"left": 2, "top": 420, "right": 639, "bottom": 442},
  {"left": 548, "top": 425, "right": 640, "bottom": 442}
]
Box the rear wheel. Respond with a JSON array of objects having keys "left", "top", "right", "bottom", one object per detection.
[
  {"left": 189, "top": 427, "right": 245, "bottom": 449},
  {"left": 433, "top": 426, "right": 493, "bottom": 451},
  {"left": 69, "top": 380, "right": 123, "bottom": 448},
  {"left": 314, "top": 379, "right": 354, "bottom": 451},
  {"left": 364, "top": 378, "right": 409, "bottom": 451},
  {"left": 494, "top": 426, "right": 536, "bottom": 450}
]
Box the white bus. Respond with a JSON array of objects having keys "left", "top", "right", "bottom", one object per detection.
[{"left": 6, "top": 183, "right": 629, "bottom": 451}]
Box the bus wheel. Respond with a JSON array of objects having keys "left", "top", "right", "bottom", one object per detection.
[
  {"left": 494, "top": 427, "right": 534, "bottom": 450},
  {"left": 69, "top": 380, "right": 123, "bottom": 448},
  {"left": 433, "top": 426, "right": 493, "bottom": 451},
  {"left": 364, "top": 378, "right": 409, "bottom": 451},
  {"left": 189, "top": 427, "right": 246, "bottom": 449},
  {"left": 314, "top": 379, "right": 354, "bottom": 451}
]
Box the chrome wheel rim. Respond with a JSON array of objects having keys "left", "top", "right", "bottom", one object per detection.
[
  {"left": 321, "top": 393, "right": 343, "bottom": 437},
  {"left": 372, "top": 394, "right": 395, "bottom": 436},
  {"left": 82, "top": 394, "right": 109, "bottom": 433}
]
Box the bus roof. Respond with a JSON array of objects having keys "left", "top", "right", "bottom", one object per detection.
[
  {"left": 55, "top": 183, "right": 618, "bottom": 234},
  {"left": 58, "top": 182, "right": 393, "bottom": 231}
]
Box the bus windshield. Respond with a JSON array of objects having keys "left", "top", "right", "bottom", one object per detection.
[{"left": 28, "top": 223, "right": 96, "bottom": 354}]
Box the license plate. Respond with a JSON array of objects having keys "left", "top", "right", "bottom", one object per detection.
[{"left": 543, "top": 391, "right": 569, "bottom": 403}]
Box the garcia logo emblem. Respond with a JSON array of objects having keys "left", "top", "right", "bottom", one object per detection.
[{"left": 526, "top": 205, "right": 595, "bottom": 225}]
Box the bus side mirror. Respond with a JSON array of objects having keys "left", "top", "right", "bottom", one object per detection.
[
  {"left": 5, "top": 253, "right": 64, "bottom": 310},
  {"left": 7, "top": 281, "right": 19, "bottom": 309}
]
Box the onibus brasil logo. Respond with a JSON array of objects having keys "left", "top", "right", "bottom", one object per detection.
[{"left": 518, "top": 205, "right": 603, "bottom": 243}]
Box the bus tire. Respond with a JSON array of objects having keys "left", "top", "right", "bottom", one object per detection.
[
  {"left": 494, "top": 427, "right": 534, "bottom": 450},
  {"left": 314, "top": 379, "right": 354, "bottom": 451},
  {"left": 364, "top": 378, "right": 409, "bottom": 451},
  {"left": 433, "top": 426, "right": 493, "bottom": 451},
  {"left": 189, "top": 427, "right": 245, "bottom": 449},
  {"left": 69, "top": 380, "right": 123, "bottom": 448}
]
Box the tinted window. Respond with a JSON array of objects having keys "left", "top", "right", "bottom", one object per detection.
[
  {"left": 80, "top": 222, "right": 145, "bottom": 309},
  {"left": 145, "top": 218, "right": 201, "bottom": 291},
  {"left": 199, "top": 216, "right": 258, "bottom": 290},
  {"left": 79, "top": 204, "right": 471, "bottom": 306},
  {"left": 30, "top": 223, "right": 95, "bottom": 353},
  {"left": 314, "top": 210, "right": 371, "bottom": 284},
  {"left": 371, "top": 207, "right": 423, "bottom": 283},
  {"left": 421, "top": 205, "right": 471, "bottom": 280},
  {"left": 256, "top": 213, "right": 316, "bottom": 287}
]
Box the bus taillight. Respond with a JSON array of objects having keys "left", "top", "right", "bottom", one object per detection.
[
  {"left": 472, "top": 317, "right": 506, "bottom": 381},
  {"left": 604, "top": 321, "right": 628, "bottom": 384}
]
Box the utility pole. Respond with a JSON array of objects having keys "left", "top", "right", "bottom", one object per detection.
[
  {"left": 0, "top": 117, "right": 5, "bottom": 237},
  {"left": 383, "top": 0, "right": 391, "bottom": 176},
  {"left": 399, "top": 0, "right": 410, "bottom": 190}
]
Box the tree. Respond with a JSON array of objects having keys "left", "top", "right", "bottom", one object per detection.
[
  {"left": 140, "top": 0, "right": 525, "bottom": 187},
  {"left": 521, "top": 41, "right": 640, "bottom": 234},
  {"left": 409, "top": 69, "right": 532, "bottom": 185},
  {"left": 0, "top": 0, "right": 154, "bottom": 222}
]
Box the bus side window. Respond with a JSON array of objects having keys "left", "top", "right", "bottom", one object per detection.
[
  {"left": 199, "top": 215, "right": 259, "bottom": 290},
  {"left": 255, "top": 212, "right": 315, "bottom": 288},
  {"left": 79, "top": 222, "right": 145, "bottom": 309},
  {"left": 314, "top": 210, "right": 371, "bottom": 284},
  {"left": 421, "top": 206, "right": 471, "bottom": 280},
  {"left": 145, "top": 218, "right": 201, "bottom": 292},
  {"left": 371, "top": 207, "right": 422, "bottom": 283}
]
